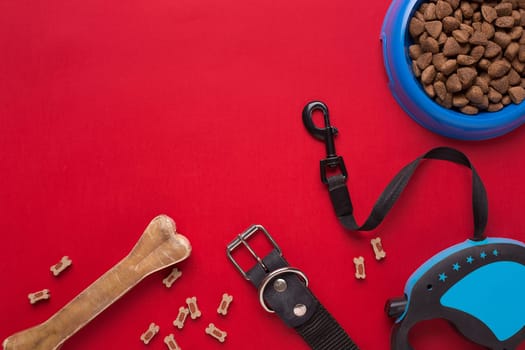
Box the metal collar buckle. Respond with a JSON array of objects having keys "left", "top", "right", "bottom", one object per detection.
[
  {"left": 226, "top": 225, "right": 309, "bottom": 313},
  {"left": 226, "top": 225, "right": 282, "bottom": 280},
  {"left": 227, "top": 226, "right": 358, "bottom": 349}
]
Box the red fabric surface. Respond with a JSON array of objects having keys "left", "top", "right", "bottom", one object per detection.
[{"left": 2, "top": 1, "right": 525, "bottom": 349}]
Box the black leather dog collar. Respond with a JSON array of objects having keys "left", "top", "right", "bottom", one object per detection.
[{"left": 227, "top": 225, "right": 359, "bottom": 350}]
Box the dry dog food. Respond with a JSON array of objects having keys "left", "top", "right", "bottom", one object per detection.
[
  {"left": 163, "top": 267, "right": 182, "bottom": 288},
  {"left": 140, "top": 323, "right": 160, "bottom": 344},
  {"left": 164, "top": 334, "right": 181, "bottom": 350},
  {"left": 205, "top": 323, "right": 227, "bottom": 343},
  {"left": 353, "top": 256, "right": 366, "bottom": 280},
  {"left": 186, "top": 296, "right": 202, "bottom": 319},
  {"left": 28, "top": 289, "right": 50, "bottom": 304},
  {"left": 50, "top": 256, "right": 72, "bottom": 276},
  {"left": 173, "top": 306, "right": 190, "bottom": 329},
  {"left": 371, "top": 237, "right": 387, "bottom": 260},
  {"left": 217, "top": 293, "right": 233, "bottom": 316},
  {"left": 409, "top": 0, "right": 525, "bottom": 114}
]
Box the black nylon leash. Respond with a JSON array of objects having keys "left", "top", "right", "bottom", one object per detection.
[
  {"left": 303, "top": 101, "right": 488, "bottom": 241},
  {"left": 227, "top": 225, "right": 359, "bottom": 350}
]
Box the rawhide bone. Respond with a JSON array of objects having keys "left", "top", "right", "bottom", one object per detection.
[{"left": 2, "top": 215, "right": 191, "bottom": 350}]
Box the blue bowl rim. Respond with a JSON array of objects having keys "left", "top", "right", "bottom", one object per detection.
[{"left": 381, "top": 0, "right": 525, "bottom": 140}]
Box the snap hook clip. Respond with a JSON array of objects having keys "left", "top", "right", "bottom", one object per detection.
[{"left": 302, "top": 101, "right": 347, "bottom": 184}]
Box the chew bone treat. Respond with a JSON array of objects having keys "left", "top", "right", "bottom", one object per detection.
[
  {"left": 162, "top": 267, "right": 182, "bottom": 288},
  {"left": 408, "top": 0, "right": 525, "bottom": 114},
  {"left": 173, "top": 306, "right": 190, "bottom": 329},
  {"left": 371, "top": 237, "right": 387, "bottom": 260},
  {"left": 353, "top": 256, "right": 366, "bottom": 280},
  {"left": 217, "top": 293, "right": 233, "bottom": 316},
  {"left": 27, "top": 289, "right": 50, "bottom": 305},
  {"left": 186, "top": 296, "right": 202, "bottom": 319},
  {"left": 205, "top": 323, "right": 227, "bottom": 343},
  {"left": 50, "top": 256, "right": 72, "bottom": 277},
  {"left": 2, "top": 215, "right": 191, "bottom": 350},
  {"left": 140, "top": 323, "right": 160, "bottom": 345},
  {"left": 164, "top": 334, "right": 181, "bottom": 350}
]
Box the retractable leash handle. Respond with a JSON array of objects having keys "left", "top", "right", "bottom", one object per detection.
[
  {"left": 302, "top": 102, "right": 525, "bottom": 349},
  {"left": 387, "top": 236, "right": 525, "bottom": 350}
]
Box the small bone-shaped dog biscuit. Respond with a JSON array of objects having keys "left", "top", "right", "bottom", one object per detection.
[
  {"left": 28, "top": 289, "right": 50, "bottom": 304},
  {"left": 371, "top": 237, "right": 386, "bottom": 260},
  {"left": 140, "top": 323, "right": 159, "bottom": 344},
  {"left": 186, "top": 296, "right": 201, "bottom": 319},
  {"left": 173, "top": 306, "right": 190, "bottom": 329},
  {"left": 162, "top": 267, "right": 182, "bottom": 288},
  {"left": 164, "top": 334, "right": 181, "bottom": 350},
  {"left": 353, "top": 256, "right": 366, "bottom": 280},
  {"left": 50, "top": 256, "right": 73, "bottom": 276},
  {"left": 205, "top": 323, "right": 227, "bottom": 343},
  {"left": 217, "top": 293, "right": 233, "bottom": 316}
]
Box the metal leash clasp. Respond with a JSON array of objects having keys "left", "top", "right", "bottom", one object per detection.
[{"left": 302, "top": 101, "right": 348, "bottom": 184}]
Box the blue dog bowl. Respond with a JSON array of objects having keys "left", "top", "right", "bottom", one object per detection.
[{"left": 381, "top": 0, "right": 525, "bottom": 140}]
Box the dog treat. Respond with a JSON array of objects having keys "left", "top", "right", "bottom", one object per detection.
[
  {"left": 50, "top": 256, "right": 72, "bottom": 276},
  {"left": 217, "top": 293, "right": 233, "bottom": 316},
  {"left": 140, "top": 323, "right": 160, "bottom": 345},
  {"left": 371, "top": 237, "right": 387, "bottom": 261},
  {"left": 409, "top": 0, "right": 525, "bottom": 114},
  {"left": 2, "top": 215, "right": 191, "bottom": 350},
  {"left": 164, "top": 334, "right": 181, "bottom": 350},
  {"left": 162, "top": 267, "right": 182, "bottom": 288},
  {"left": 353, "top": 256, "right": 366, "bottom": 280},
  {"left": 205, "top": 323, "right": 227, "bottom": 343},
  {"left": 28, "top": 289, "right": 50, "bottom": 304},
  {"left": 173, "top": 306, "right": 190, "bottom": 329},
  {"left": 186, "top": 296, "right": 202, "bottom": 319}
]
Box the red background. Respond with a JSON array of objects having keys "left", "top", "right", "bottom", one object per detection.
[{"left": 2, "top": 1, "right": 525, "bottom": 349}]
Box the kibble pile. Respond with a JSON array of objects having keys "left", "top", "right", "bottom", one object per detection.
[{"left": 409, "top": 0, "right": 525, "bottom": 114}]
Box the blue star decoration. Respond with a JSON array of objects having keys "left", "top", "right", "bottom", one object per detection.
[
  {"left": 466, "top": 256, "right": 474, "bottom": 264},
  {"left": 439, "top": 273, "right": 448, "bottom": 282},
  {"left": 480, "top": 251, "right": 487, "bottom": 259},
  {"left": 452, "top": 263, "right": 461, "bottom": 271},
  {"left": 493, "top": 249, "right": 499, "bottom": 256}
]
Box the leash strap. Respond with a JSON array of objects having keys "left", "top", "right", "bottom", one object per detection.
[
  {"left": 303, "top": 101, "right": 488, "bottom": 241},
  {"left": 227, "top": 225, "right": 359, "bottom": 350}
]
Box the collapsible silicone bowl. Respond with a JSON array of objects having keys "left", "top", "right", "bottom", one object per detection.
[{"left": 381, "top": 0, "right": 525, "bottom": 140}]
